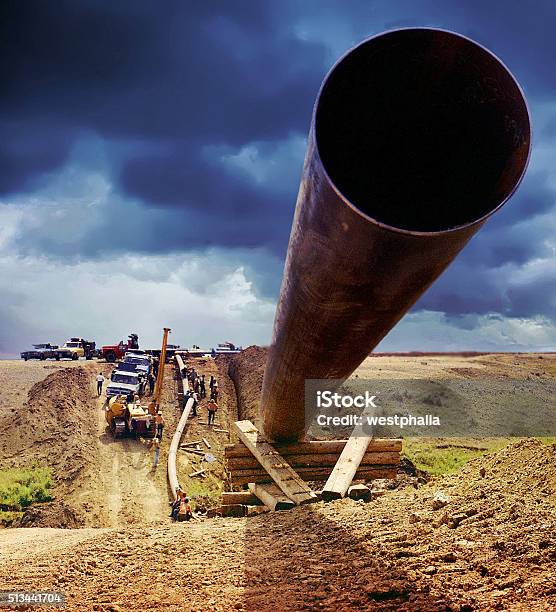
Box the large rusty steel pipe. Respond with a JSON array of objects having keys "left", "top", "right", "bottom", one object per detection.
[{"left": 261, "top": 28, "right": 531, "bottom": 442}]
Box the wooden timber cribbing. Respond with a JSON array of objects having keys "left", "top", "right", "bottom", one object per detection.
[
  {"left": 167, "top": 354, "right": 195, "bottom": 496},
  {"left": 232, "top": 420, "right": 317, "bottom": 505},
  {"left": 225, "top": 438, "right": 401, "bottom": 487}
]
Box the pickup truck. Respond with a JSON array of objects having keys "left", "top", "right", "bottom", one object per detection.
[
  {"left": 60, "top": 338, "right": 96, "bottom": 360},
  {"left": 123, "top": 353, "right": 152, "bottom": 375},
  {"left": 21, "top": 343, "right": 60, "bottom": 361},
  {"left": 105, "top": 369, "right": 145, "bottom": 399}
]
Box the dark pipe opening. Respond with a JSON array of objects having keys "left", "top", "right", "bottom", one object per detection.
[{"left": 315, "top": 29, "right": 530, "bottom": 232}]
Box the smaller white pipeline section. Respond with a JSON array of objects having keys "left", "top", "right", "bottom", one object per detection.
[{"left": 168, "top": 354, "right": 194, "bottom": 496}]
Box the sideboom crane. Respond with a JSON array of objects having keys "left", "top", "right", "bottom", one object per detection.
[{"left": 148, "top": 327, "right": 171, "bottom": 415}]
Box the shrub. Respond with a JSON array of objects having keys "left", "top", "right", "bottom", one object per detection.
[{"left": 0, "top": 466, "right": 54, "bottom": 511}]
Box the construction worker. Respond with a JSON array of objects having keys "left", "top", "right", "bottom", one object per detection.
[
  {"left": 155, "top": 411, "right": 165, "bottom": 440},
  {"left": 175, "top": 486, "right": 186, "bottom": 502},
  {"left": 210, "top": 384, "right": 218, "bottom": 402},
  {"left": 171, "top": 487, "right": 187, "bottom": 520},
  {"left": 191, "top": 390, "right": 199, "bottom": 415},
  {"left": 207, "top": 399, "right": 218, "bottom": 426},
  {"left": 209, "top": 375, "right": 215, "bottom": 391},
  {"left": 96, "top": 372, "right": 105, "bottom": 397},
  {"left": 151, "top": 436, "right": 160, "bottom": 468},
  {"left": 153, "top": 357, "right": 159, "bottom": 378},
  {"left": 148, "top": 373, "right": 155, "bottom": 395},
  {"left": 171, "top": 488, "right": 183, "bottom": 520},
  {"left": 199, "top": 375, "right": 206, "bottom": 399},
  {"left": 182, "top": 497, "right": 193, "bottom": 521}
]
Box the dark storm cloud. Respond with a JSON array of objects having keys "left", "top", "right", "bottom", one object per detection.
[
  {"left": 415, "top": 262, "right": 505, "bottom": 317},
  {"left": 0, "top": 0, "right": 324, "bottom": 185},
  {"left": 379, "top": 0, "right": 556, "bottom": 99},
  {"left": 412, "top": 166, "right": 556, "bottom": 320},
  {"left": 507, "top": 274, "right": 556, "bottom": 321},
  {"left": 450, "top": 0, "right": 556, "bottom": 98},
  {"left": 415, "top": 225, "right": 556, "bottom": 323},
  {"left": 1, "top": 0, "right": 555, "bottom": 327},
  {"left": 0, "top": 121, "right": 72, "bottom": 193},
  {"left": 0, "top": 0, "right": 324, "bottom": 254},
  {"left": 119, "top": 144, "right": 297, "bottom": 255}
]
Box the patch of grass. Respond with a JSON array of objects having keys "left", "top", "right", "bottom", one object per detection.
[
  {"left": 403, "top": 438, "right": 518, "bottom": 476},
  {"left": 0, "top": 466, "right": 54, "bottom": 511},
  {"left": 0, "top": 510, "right": 23, "bottom": 527},
  {"left": 404, "top": 442, "right": 484, "bottom": 476},
  {"left": 185, "top": 480, "right": 222, "bottom": 511}
]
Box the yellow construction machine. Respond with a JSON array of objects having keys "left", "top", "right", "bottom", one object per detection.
[{"left": 105, "top": 327, "right": 171, "bottom": 438}]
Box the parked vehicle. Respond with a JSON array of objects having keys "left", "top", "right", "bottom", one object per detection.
[
  {"left": 55, "top": 346, "right": 76, "bottom": 360},
  {"left": 101, "top": 334, "right": 139, "bottom": 363},
  {"left": 60, "top": 338, "right": 96, "bottom": 360},
  {"left": 105, "top": 369, "right": 145, "bottom": 399},
  {"left": 21, "top": 343, "right": 60, "bottom": 361},
  {"left": 123, "top": 353, "right": 152, "bottom": 375},
  {"left": 211, "top": 342, "right": 243, "bottom": 356},
  {"left": 117, "top": 362, "right": 141, "bottom": 374}
]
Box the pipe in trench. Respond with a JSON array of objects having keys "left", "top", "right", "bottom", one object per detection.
[{"left": 168, "top": 355, "right": 195, "bottom": 497}]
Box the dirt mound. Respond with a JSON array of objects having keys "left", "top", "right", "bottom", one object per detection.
[
  {"left": 1, "top": 368, "right": 97, "bottom": 478},
  {"left": 449, "top": 438, "right": 556, "bottom": 496},
  {"left": 226, "top": 345, "right": 267, "bottom": 427},
  {"left": 311, "top": 438, "right": 556, "bottom": 610},
  {"left": 0, "top": 367, "right": 99, "bottom": 525},
  {"left": 19, "top": 501, "right": 83, "bottom": 529}
]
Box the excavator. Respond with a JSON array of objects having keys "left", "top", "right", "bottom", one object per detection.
[{"left": 105, "top": 327, "right": 171, "bottom": 438}]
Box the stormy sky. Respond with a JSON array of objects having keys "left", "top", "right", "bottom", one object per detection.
[{"left": 1, "top": 0, "right": 555, "bottom": 356}]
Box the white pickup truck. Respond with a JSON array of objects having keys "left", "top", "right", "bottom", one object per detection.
[{"left": 105, "top": 369, "right": 145, "bottom": 399}]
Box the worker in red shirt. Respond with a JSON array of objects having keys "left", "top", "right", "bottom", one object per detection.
[
  {"left": 155, "top": 411, "right": 165, "bottom": 440},
  {"left": 207, "top": 399, "right": 218, "bottom": 426}
]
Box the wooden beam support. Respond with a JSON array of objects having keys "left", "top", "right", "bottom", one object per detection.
[
  {"left": 321, "top": 408, "right": 376, "bottom": 501},
  {"left": 248, "top": 483, "right": 295, "bottom": 511},
  {"left": 222, "top": 491, "right": 262, "bottom": 506},
  {"left": 226, "top": 451, "right": 399, "bottom": 470},
  {"left": 219, "top": 504, "right": 247, "bottom": 518},
  {"left": 180, "top": 448, "right": 205, "bottom": 456},
  {"left": 229, "top": 466, "right": 395, "bottom": 486},
  {"left": 224, "top": 438, "right": 402, "bottom": 458},
  {"left": 233, "top": 420, "right": 317, "bottom": 505}
]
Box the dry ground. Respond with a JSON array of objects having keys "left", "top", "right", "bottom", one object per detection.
[
  {"left": 0, "top": 439, "right": 555, "bottom": 611},
  {"left": 0, "top": 358, "right": 180, "bottom": 527},
  {"left": 0, "top": 353, "right": 554, "bottom": 611}
]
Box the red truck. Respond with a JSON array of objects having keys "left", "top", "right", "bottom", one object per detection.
[{"left": 101, "top": 334, "right": 139, "bottom": 363}]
